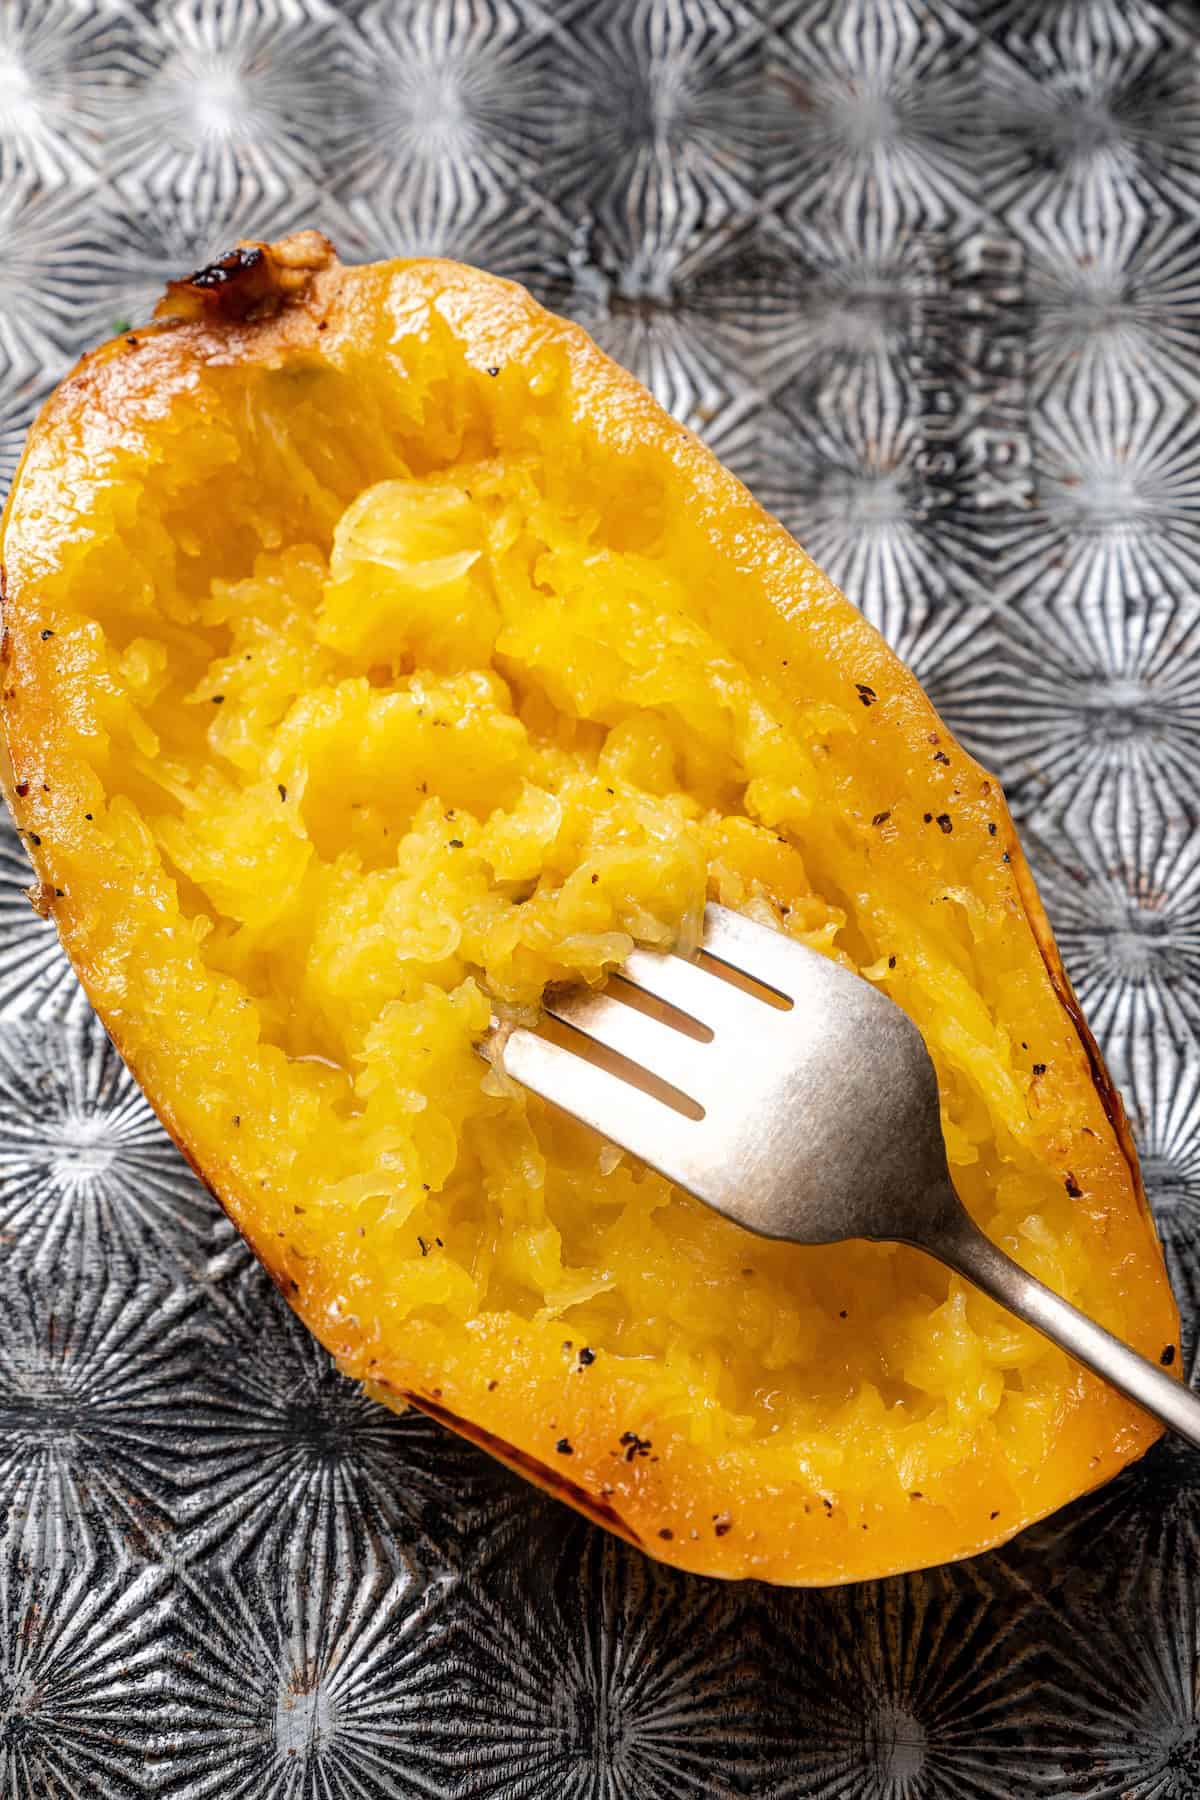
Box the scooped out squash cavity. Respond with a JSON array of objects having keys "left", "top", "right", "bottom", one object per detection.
[{"left": 0, "top": 232, "right": 1177, "bottom": 1583}]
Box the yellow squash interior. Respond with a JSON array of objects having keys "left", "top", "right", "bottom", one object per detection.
[{"left": 1, "top": 258, "right": 1175, "bottom": 1582}]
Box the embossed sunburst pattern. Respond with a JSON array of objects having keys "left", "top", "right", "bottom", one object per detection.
[{"left": 2, "top": 0, "right": 1200, "bottom": 1792}]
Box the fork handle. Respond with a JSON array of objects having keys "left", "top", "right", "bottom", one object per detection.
[{"left": 926, "top": 1201, "right": 1200, "bottom": 1449}]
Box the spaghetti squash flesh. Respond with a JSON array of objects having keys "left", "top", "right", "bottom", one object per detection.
[{"left": 0, "top": 246, "right": 1175, "bottom": 1581}]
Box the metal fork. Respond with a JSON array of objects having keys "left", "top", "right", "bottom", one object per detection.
[{"left": 499, "top": 902, "right": 1200, "bottom": 1447}]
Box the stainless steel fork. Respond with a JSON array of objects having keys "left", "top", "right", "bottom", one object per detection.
[{"left": 498, "top": 901, "right": 1200, "bottom": 1447}]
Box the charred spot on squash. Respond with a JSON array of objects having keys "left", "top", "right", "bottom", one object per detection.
[
  {"left": 155, "top": 230, "right": 335, "bottom": 324},
  {"left": 193, "top": 246, "right": 265, "bottom": 290}
]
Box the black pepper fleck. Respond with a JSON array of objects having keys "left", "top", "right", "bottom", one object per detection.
[
  {"left": 578, "top": 1347, "right": 595, "bottom": 1367},
  {"left": 212, "top": 694, "right": 224, "bottom": 704},
  {"left": 40, "top": 629, "right": 54, "bottom": 640},
  {"left": 871, "top": 810, "right": 891, "bottom": 826},
  {"left": 658, "top": 1528, "right": 674, "bottom": 1540},
  {"left": 933, "top": 750, "right": 950, "bottom": 765},
  {"left": 556, "top": 1438, "right": 573, "bottom": 1455},
  {"left": 714, "top": 1520, "right": 731, "bottom": 1537},
  {"left": 448, "top": 838, "right": 464, "bottom": 849},
  {"left": 987, "top": 822, "right": 997, "bottom": 836},
  {"left": 418, "top": 1236, "right": 430, "bottom": 1256},
  {"left": 923, "top": 812, "right": 932, "bottom": 823},
  {"left": 888, "top": 955, "right": 896, "bottom": 969},
  {"left": 14, "top": 783, "right": 28, "bottom": 797},
  {"left": 620, "top": 1431, "right": 652, "bottom": 1461},
  {"left": 487, "top": 366, "right": 500, "bottom": 377},
  {"left": 936, "top": 813, "right": 952, "bottom": 834},
  {"left": 1064, "top": 1174, "right": 1082, "bottom": 1198},
  {"left": 278, "top": 784, "right": 287, "bottom": 801},
  {"left": 855, "top": 683, "right": 878, "bottom": 707},
  {"left": 1032, "top": 1062, "right": 1046, "bottom": 1076},
  {"left": 1161, "top": 1344, "right": 1177, "bottom": 1367}
]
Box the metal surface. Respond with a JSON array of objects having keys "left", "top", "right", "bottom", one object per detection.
[
  {"left": 514, "top": 901, "right": 1200, "bottom": 1447},
  {"left": 2, "top": 0, "right": 1200, "bottom": 1794}
]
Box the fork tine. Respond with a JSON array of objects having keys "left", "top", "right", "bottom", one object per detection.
[
  {"left": 500, "top": 1027, "right": 706, "bottom": 1194},
  {"left": 621, "top": 945, "right": 764, "bottom": 1034},
  {"left": 543, "top": 986, "right": 713, "bottom": 1103},
  {"left": 701, "top": 902, "right": 804, "bottom": 999}
]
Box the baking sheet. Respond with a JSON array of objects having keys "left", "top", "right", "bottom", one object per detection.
[{"left": 0, "top": 1, "right": 1197, "bottom": 1793}]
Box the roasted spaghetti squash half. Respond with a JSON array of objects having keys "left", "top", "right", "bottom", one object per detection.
[{"left": 0, "top": 233, "right": 1176, "bottom": 1583}]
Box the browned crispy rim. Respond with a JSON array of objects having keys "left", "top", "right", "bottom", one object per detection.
[
  {"left": 1009, "top": 831, "right": 1146, "bottom": 1196},
  {"left": 374, "top": 1384, "right": 645, "bottom": 1549}
]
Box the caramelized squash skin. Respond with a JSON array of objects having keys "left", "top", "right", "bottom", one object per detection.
[{"left": 0, "top": 236, "right": 1177, "bottom": 1583}]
